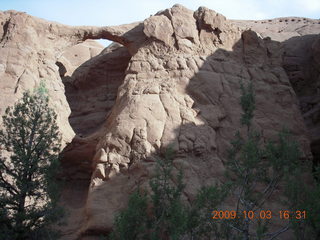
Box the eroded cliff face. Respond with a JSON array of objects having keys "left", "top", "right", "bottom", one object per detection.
[
  {"left": 233, "top": 17, "right": 320, "bottom": 174},
  {"left": 0, "top": 5, "right": 319, "bottom": 240},
  {"left": 0, "top": 10, "right": 139, "bottom": 145}
]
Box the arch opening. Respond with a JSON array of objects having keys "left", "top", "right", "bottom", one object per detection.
[{"left": 56, "top": 40, "right": 131, "bottom": 137}]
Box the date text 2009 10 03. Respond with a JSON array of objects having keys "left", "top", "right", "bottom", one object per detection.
[{"left": 212, "top": 210, "right": 307, "bottom": 220}]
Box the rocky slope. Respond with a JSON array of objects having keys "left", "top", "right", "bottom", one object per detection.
[
  {"left": 0, "top": 5, "right": 319, "bottom": 240},
  {"left": 233, "top": 18, "right": 320, "bottom": 167}
]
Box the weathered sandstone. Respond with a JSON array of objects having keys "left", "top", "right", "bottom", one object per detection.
[{"left": 0, "top": 4, "right": 319, "bottom": 240}]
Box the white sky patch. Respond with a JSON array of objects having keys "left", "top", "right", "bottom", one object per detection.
[
  {"left": 251, "top": 12, "right": 268, "bottom": 20},
  {"left": 174, "top": 0, "right": 266, "bottom": 19},
  {"left": 0, "top": 0, "right": 318, "bottom": 28},
  {"left": 95, "top": 39, "right": 111, "bottom": 47},
  {"left": 296, "top": 0, "right": 320, "bottom": 12}
]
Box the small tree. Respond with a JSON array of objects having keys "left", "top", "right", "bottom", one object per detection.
[
  {"left": 224, "top": 81, "right": 310, "bottom": 240},
  {"left": 185, "top": 183, "right": 230, "bottom": 240},
  {"left": 110, "top": 149, "right": 188, "bottom": 240},
  {"left": 148, "top": 148, "right": 187, "bottom": 240},
  {"left": 283, "top": 159, "right": 320, "bottom": 239},
  {"left": 110, "top": 190, "right": 148, "bottom": 240},
  {"left": 0, "top": 85, "right": 62, "bottom": 240}
]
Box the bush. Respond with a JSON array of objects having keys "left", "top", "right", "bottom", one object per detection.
[
  {"left": 110, "top": 148, "right": 230, "bottom": 240},
  {"left": 224, "top": 81, "right": 319, "bottom": 240},
  {"left": 110, "top": 149, "right": 188, "bottom": 240},
  {"left": 110, "top": 190, "right": 148, "bottom": 240}
]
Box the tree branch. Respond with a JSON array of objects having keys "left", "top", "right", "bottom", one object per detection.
[
  {"left": 0, "top": 172, "right": 19, "bottom": 195},
  {"left": 264, "top": 225, "right": 290, "bottom": 240}
]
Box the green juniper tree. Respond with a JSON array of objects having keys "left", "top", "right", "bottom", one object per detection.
[
  {"left": 111, "top": 149, "right": 230, "bottom": 240},
  {"left": 185, "top": 183, "right": 230, "bottom": 240},
  {"left": 110, "top": 148, "right": 188, "bottom": 240},
  {"left": 0, "top": 84, "right": 63, "bottom": 240},
  {"left": 148, "top": 148, "right": 187, "bottom": 240},
  {"left": 109, "top": 190, "right": 148, "bottom": 240},
  {"left": 224, "top": 81, "right": 311, "bottom": 240},
  {"left": 283, "top": 156, "right": 320, "bottom": 239}
]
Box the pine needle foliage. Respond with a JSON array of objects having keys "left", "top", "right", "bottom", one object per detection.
[
  {"left": 225, "top": 81, "right": 316, "bottom": 240},
  {"left": 0, "top": 85, "right": 63, "bottom": 240},
  {"left": 110, "top": 148, "right": 188, "bottom": 240},
  {"left": 110, "top": 190, "right": 148, "bottom": 240}
]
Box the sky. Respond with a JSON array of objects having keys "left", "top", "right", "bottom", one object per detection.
[{"left": 1, "top": 0, "right": 319, "bottom": 45}]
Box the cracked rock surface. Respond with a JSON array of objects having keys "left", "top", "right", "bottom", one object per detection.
[{"left": 0, "top": 4, "right": 319, "bottom": 239}]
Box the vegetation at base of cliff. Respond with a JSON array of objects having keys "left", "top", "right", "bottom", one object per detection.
[
  {"left": 109, "top": 82, "right": 320, "bottom": 240},
  {"left": 225, "top": 82, "right": 320, "bottom": 240},
  {"left": 109, "top": 190, "right": 148, "bottom": 240},
  {"left": 110, "top": 149, "right": 188, "bottom": 240},
  {"left": 0, "top": 83, "right": 63, "bottom": 240}
]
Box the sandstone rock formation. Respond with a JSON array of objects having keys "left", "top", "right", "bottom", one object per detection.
[
  {"left": 0, "top": 4, "right": 319, "bottom": 240},
  {"left": 233, "top": 18, "right": 320, "bottom": 172},
  {"left": 0, "top": 10, "right": 143, "bottom": 145}
]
